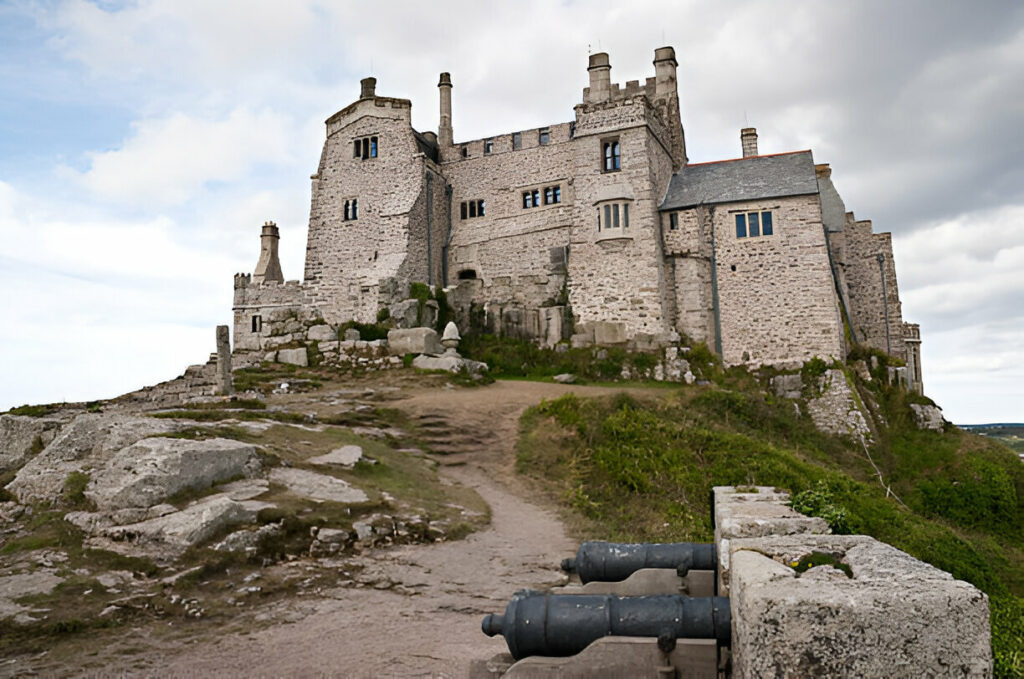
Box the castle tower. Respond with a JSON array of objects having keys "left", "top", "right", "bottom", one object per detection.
[
  {"left": 438, "top": 72, "right": 453, "bottom": 151},
  {"left": 252, "top": 221, "right": 284, "bottom": 284}
]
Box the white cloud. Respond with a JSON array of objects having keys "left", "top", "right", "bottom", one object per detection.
[{"left": 62, "top": 107, "right": 294, "bottom": 206}]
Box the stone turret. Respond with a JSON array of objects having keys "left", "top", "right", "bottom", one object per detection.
[
  {"left": 585, "top": 53, "right": 612, "bottom": 103},
  {"left": 253, "top": 221, "right": 284, "bottom": 284},
  {"left": 653, "top": 46, "right": 678, "bottom": 97}
]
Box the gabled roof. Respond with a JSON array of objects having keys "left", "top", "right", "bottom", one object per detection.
[{"left": 660, "top": 150, "right": 818, "bottom": 210}]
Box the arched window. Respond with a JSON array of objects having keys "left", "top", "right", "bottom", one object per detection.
[{"left": 602, "top": 139, "right": 620, "bottom": 172}]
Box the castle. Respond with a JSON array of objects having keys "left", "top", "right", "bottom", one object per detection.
[{"left": 232, "top": 46, "right": 923, "bottom": 391}]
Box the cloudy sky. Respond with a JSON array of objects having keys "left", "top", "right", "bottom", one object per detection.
[{"left": 1, "top": 0, "right": 1022, "bottom": 423}]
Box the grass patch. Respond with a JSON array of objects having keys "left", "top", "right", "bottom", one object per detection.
[{"left": 4, "top": 403, "right": 63, "bottom": 417}]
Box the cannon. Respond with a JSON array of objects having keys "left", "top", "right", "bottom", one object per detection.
[
  {"left": 482, "top": 590, "right": 731, "bottom": 660},
  {"left": 561, "top": 541, "right": 717, "bottom": 583}
]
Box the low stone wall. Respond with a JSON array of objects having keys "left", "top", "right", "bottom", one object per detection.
[
  {"left": 713, "top": 486, "right": 992, "bottom": 677},
  {"left": 118, "top": 356, "right": 220, "bottom": 409}
]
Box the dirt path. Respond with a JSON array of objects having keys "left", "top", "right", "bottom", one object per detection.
[{"left": 138, "top": 381, "right": 631, "bottom": 678}]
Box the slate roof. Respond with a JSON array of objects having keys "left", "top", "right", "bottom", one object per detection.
[{"left": 660, "top": 150, "right": 818, "bottom": 210}]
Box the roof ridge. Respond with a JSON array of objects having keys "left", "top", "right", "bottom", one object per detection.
[{"left": 684, "top": 149, "right": 812, "bottom": 168}]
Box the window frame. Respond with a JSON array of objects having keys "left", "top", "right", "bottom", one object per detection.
[
  {"left": 596, "top": 200, "right": 632, "bottom": 232},
  {"left": 734, "top": 210, "right": 775, "bottom": 239},
  {"left": 512, "top": 132, "right": 522, "bottom": 150},
  {"left": 601, "top": 138, "right": 621, "bottom": 173},
  {"left": 538, "top": 128, "right": 550, "bottom": 145}
]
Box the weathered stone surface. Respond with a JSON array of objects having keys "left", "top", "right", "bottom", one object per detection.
[
  {"left": 807, "top": 368, "right": 871, "bottom": 440},
  {"left": 770, "top": 373, "right": 802, "bottom": 399},
  {"left": 85, "top": 437, "right": 259, "bottom": 510},
  {"left": 308, "top": 445, "right": 363, "bottom": 467},
  {"left": 0, "top": 414, "right": 64, "bottom": 473},
  {"left": 713, "top": 486, "right": 829, "bottom": 594},
  {"left": 213, "top": 523, "right": 282, "bottom": 555},
  {"left": 268, "top": 468, "right": 368, "bottom": 504},
  {"left": 412, "top": 354, "right": 487, "bottom": 374},
  {"left": 306, "top": 324, "right": 336, "bottom": 342},
  {"left": 553, "top": 373, "right": 576, "bottom": 384},
  {"left": 387, "top": 328, "right": 442, "bottom": 356},
  {"left": 729, "top": 534, "right": 991, "bottom": 678},
  {"left": 276, "top": 347, "right": 309, "bottom": 367},
  {"left": 910, "top": 403, "right": 944, "bottom": 430},
  {"left": 97, "top": 495, "right": 257, "bottom": 558},
  {"left": 592, "top": 321, "right": 627, "bottom": 345},
  {"left": 343, "top": 328, "right": 361, "bottom": 341},
  {"left": 0, "top": 570, "right": 64, "bottom": 622},
  {"left": 7, "top": 414, "right": 180, "bottom": 505}
]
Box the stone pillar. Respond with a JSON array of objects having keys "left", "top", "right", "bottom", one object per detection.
[
  {"left": 903, "top": 322, "right": 923, "bottom": 394},
  {"left": 740, "top": 128, "right": 758, "bottom": 157},
  {"left": 216, "top": 325, "right": 233, "bottom": 395},
  {"left": 585, "top": 52, "right": 611, "bottom": 103},
  {"left": 438, "top": 72, "right": 453, "bottom": 149},
  {"left": 252, "top": 221, "right": 284, "bottom": 284}
]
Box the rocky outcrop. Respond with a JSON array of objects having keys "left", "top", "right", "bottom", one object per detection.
[
  {"left": 85, "top": 437, "right": 260, "bottom": 510},
  {"left": 910, "top": 403, "right": 944, "bottom": 431},
  {"left": 0, "top": 414, "right": 65, "bottom": 473},
  {"left": 7, "top": 414, "right": 180, "bottom": 504},
  {"left": 807, "top": 369, "right": 871, "bottom": 441},
  {"left": 268, "top": 468, "right": 368, "bottom": 504}
]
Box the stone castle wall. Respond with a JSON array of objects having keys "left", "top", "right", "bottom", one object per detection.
[
  {"left": 712, "top": 194, "right": 845, "bottom": 366},
  {"left": 662, "top": 207, "right": 715, "bottom": 346}
]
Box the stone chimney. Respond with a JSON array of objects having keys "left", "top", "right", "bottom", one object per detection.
[
  {"left": 585, "top": 52, "right": 611, "bottom": 103},
  {"left": 253, "top": 221, "right": 284, "bottom": 284},
  {"left": 815, "top": 163, "right": 832, "bottom": 179},
  {"left": 360, "top": 77, "right": 376, "bottom": 99},
  {"left": 438, "top": 72, "right": 453, "bottom": 149},
  {"left": 653, "top": 46, "right": 678, "bottom": 97},
  {"left": 741, "top": 127, "right": 759, "bottom": 158}
]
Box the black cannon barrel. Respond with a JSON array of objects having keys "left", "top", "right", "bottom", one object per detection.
[
  {"left": 482, "top": 591, "right": 730, "bottom": 660},
  {"left": 560, "top": 541, "right": 717, "bottom": 583}
]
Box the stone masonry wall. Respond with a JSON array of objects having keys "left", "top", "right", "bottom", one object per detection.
[
  {"left": 232, "top": 275, "right": 313, "bottom": 352},
  {"left": 713, "top": 194, "right": 844, "bottom": 366},
  {"left": 833, "top": 215, "right": 906, "bottom": 359},
  {"left": 661, "top": 206, "right": 715, "bottom": 346},
  {"left": 303, "top": 97, "right": 429, "bottom": 324}
]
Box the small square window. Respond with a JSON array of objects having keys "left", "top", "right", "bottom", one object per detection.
[
  {"left": 460, "top": 146, "right": 468, "bottom": 158},
  {"left": 523, "top": 192, "right": 531, "bottom": 209},
  {"left": 469, "top": 201, "right": 477, "bottom": 218},
  {"left": 539, "top": 128, "right": 550, "bottom": 145},
  {"left": 735, "top": 214, "right": 747, "bottom": 238},
  {"left": 512, "top": 132, "right": 522, "bottom": 150},
  {"left": 484, "top": 138, "right": 494, "bottom": 154},
  {"left": 460, "top": 202, "right": 467, "bottom": 220},
  {"left": 251, "top": 315, "right": 262, "bottom": 333}
]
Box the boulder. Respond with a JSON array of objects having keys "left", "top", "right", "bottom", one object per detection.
[
  {"left": 306, "top": 325, "right": 336, "bottom": 342},
  {"left": 85, "top": 437, "right": 260, "bottom": 510},
  {"left": 771, "top": 374, "right": 803, "bottom": 400},
  {"left": 268, "top": 468, "right": 368, "bottom": 504},
  {"left": 277, "top": 347, "right": 308, "bottom": 367},
  {"left": 97, "top": 494, "right": 257, "bottom": 558},
  {"left": 553, "top": 373, "right": 576, "bottom": 384},
  {"left": 0, "top": 414, "right": 64, "bottom": 473},
  {"left": 387, "top": 328, "right": 442, "bottom": 356},
  {"left": 7, "top": 414, "right": 180, "bottom": 505},
  {"left": 412, "top": 354, "right": 488, "bottom": 374},
  {"left": 910, "top": 403, "right": 944, "bottom": 431},
  {"left": 344, "top": 328, "right": 361, "bottom": 342}
]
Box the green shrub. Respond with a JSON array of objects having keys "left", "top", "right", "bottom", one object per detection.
[
  {"left": 339, "top": 320, "right": 390, "bottom": 341},
  {"left": 61, "top": 471, "right": 91, "bottom": 507},
  {"left": 789, "top": 480, "right": 851, "bottom": 533}
]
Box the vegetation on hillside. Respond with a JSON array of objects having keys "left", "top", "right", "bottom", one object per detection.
[{"left": 515, "top": 358, "right": 1024, "bottom": 677}]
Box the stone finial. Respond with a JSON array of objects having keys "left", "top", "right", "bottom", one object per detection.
[
  {"left": 441, "top": 321, "right": 461, "bottom": 355},
  {"left": 741, "top": 128, "right": 758, "bottom": 158},
  {"left": 360, "top": 77, "right": 377, "bottom": 99}
]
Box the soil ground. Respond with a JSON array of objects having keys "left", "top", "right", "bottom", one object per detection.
[{"left": 4, "top": 379, "right": 637, "bottom": 678}]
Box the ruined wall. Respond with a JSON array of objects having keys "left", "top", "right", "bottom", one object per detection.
[
  {"left": 832, "top": 215, "right": 906, "bottom": 360},
  {"left": 712, "top": 194, "right": 844, "bottom": 366},
  {"left": 303, "top": 96, "right": 428, "bottom": 324},
  {"left": 232, "top": 274, "right": 314, "bottom": 352}
]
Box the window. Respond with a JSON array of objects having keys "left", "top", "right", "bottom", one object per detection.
[
  {"left": 597, "top": 201, "right": 631, "bottom": 231},
  {"left": 544, "top": 185, "right": 561, "bottom": 205},
  {"left": 251, "top": 315, "right": 262, "bottom": 333},
  {"left": 461, "top": 199, "right": 485, "bottom": 219},
  {"left": 735, "top": 210, "right": 774, "bottom": 239},
  {"left": 522, "top": 189, "right": 540, "bottom": 208},
  {"left": 602, "top": 139, "right": 620, "bottom": 172},
  {"left": 353, "top": 137, "right": 378, "bottom": 159},
  {"left": 484, "top": 138, "right": 494, "bottom": 154},
  {"left": 539, "top": 128, "right": 550, "bottom": 145},
  {"left": 460, "top": 145, "right": 468, "bottom": 158},
  {"left": 344, "top": 198, "right": 359, "bottom": 221},
  {"left": 512, "top": 132, "right": 522, "bottom": 150},
  {"left": 669, "top": 212, "right": 678, "bottom": 230}
]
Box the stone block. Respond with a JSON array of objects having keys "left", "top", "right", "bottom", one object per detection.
[
  {"left": 729, "top": 535, "right": 991, "bottom": 678},
  {"left": 387, "top": 327, "right": 441, "bottom": 356},
  {"left": 306, "top": 324, "right": 336, "bottom": 342},
  {"left": 276, "top": 347, "right": 308, "bottom": 367},
  {"left": 344, "top": 328, "right": 361, "bottom": 341},
  {"left": 910, "top": 403, "right": 944, "bottom": 430},
  {"left": 592, "top": 321, "right": 627, "bottom": 345},
  {"left": 770, "top": 373, "right": 802, "bottom": 399}
]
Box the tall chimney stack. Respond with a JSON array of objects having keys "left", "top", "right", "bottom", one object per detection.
[
  {"left": 653, "top": 46, "right": 678, "bottom": 97},
  {"left": 741, "top": 128, "right": 759, "bottom": 158},
  {"left": 438, "top": 72, "right": 453, "bottom": 149},
  {"left": 253, "top": 221, "right": 284, "bottom": 284},
  {"left": 585, "top": 53, "right": 611, "bottom": 103}
]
